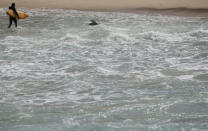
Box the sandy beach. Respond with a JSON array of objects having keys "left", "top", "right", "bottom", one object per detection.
[{"left": 1, "top": 0, "right": 208, "bottom": 10}]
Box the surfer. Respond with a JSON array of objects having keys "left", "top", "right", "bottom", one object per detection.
[
  {"left": 89, "top": 20, "right": 98, "bottom": 26},
  {"left": 8, "top": 3, "right": 19, "bottom": 28}
]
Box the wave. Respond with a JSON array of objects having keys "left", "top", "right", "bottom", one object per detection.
[
  {"left": 112, "top": 7, "right": 208, "bottom": 17},
  {"left": 122, "top": 7, "right": 208, "bottom": 12}
]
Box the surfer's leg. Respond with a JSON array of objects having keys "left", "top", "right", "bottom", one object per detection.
[
  {"left": 13, "top": 18, "right": 17, "bottom": 27},
  {"left": 8, "top": 17, "right": 12, "bottom": 28}
]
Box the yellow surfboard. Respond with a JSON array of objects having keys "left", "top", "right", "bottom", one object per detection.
[{"left": 6, "top": 10, "right": 29, "bottom": 19}]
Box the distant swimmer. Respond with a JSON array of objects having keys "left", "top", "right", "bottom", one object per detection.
[
  {"left": 8, "top": 3, "right": 19, "bottom": 28},
  {"left": 89, "top": 20, "right": 98, "bottom": 26}
]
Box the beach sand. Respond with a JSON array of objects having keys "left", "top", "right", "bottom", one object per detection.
[
  {"left": 1, "top": 0, "right": 208, "bottom": 16},
  {"left": 1, "top": 0, "right": 208, "bottom": 9}
]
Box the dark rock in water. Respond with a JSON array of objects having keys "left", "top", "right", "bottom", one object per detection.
[{"left": 89, "top": 20, "right": 98, "bottom": 26}]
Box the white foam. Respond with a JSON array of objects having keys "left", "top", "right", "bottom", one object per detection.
[
  {"left": 0, "top": 8, "right": 208, "bottom": 130},
  {"left": 178, "top": 75, "right": 194, "bottom": 80}
]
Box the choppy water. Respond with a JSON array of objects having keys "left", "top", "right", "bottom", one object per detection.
[{"left": 0, "top": 8, "right": 208, "bottom": 131}]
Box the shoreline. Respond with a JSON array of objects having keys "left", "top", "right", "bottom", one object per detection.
[
  {"left": 1, "top": 0, "right": 208, "bottom": 17},
  {"left": 1, "top": 6, "right": 208, "bottom": 17},
  {"left": 2, "top": 7, "right": 208, "bottom": 17},
  {"left": 119, "top": 8, "right": 208, "bottom": 17},
  {"left": 77, "top": 8, "right": 208, "bottom": 17}
]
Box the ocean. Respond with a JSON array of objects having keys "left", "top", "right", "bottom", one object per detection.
[{"left": 0, "top": 8, "right": 208, "bottom": 131}]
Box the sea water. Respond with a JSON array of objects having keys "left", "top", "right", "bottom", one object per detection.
[{"left": 0, "top": 8, "right": 208, "bottom": 131}]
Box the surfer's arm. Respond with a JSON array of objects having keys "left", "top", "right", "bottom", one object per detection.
[{"left": 13, "top": 8, "right": 19, "bottom": 19}]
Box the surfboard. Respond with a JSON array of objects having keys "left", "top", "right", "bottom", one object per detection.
[{"left": 6, "top": 10, "right": 29, "bottom": 19}]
